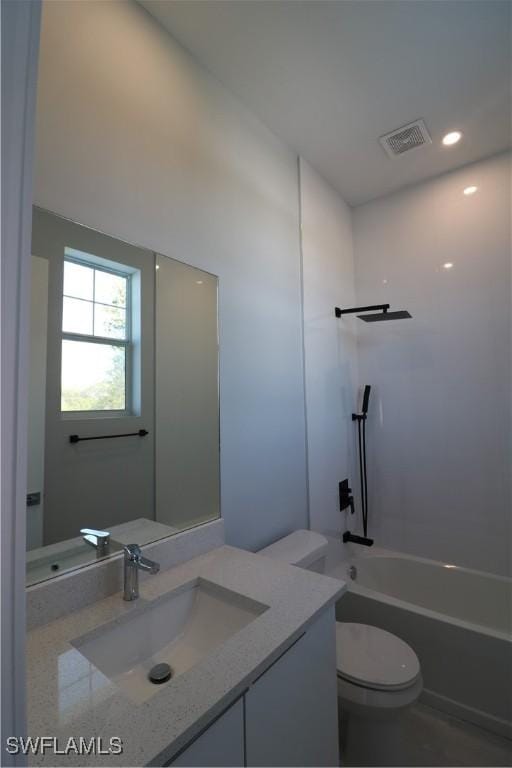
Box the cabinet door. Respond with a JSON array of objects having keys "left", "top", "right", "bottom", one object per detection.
[
  {"left": 245, "top": 607, "right": 339, "bottom": 767},
  {"left": 168, "top": 698, "right": 244, "bottom": 767}
]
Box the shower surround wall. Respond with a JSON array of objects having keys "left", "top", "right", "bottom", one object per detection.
[{"left": 352, "top": 152, "right": 511, "bottom": 577}]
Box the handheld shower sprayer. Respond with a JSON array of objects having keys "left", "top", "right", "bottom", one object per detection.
[{"left": 361, "top": 384, "right": 371, "bottom": 415}]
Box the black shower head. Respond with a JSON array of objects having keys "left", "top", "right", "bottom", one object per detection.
[
  {"left": 335, "top": 304, "right": 412, "bottom": 321},
  {"left": 358, "top": 310, "right": 412, "bottom": 322}
]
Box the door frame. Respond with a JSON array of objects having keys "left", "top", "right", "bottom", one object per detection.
[{"left": 1, "top": 0, "right": 42, "bottom": 762}]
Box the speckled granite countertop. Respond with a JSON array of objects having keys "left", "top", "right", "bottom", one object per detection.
[{"left": 27, "top": 545, "right": 346, "bottom": 767}]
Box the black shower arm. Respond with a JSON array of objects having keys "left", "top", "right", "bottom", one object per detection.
[{"left": 335, "top": 304, "right": 390, "bottom": 318}]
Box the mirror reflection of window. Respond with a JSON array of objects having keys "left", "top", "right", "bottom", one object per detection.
[
  {"left": 61, "top": 253, "right": 133, "bottom": 414},
  {"left": 28, "top": 208, "right": 220, "bottom": 585}
]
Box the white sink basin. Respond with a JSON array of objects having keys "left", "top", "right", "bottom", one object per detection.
[{"left": 72, "top": 578, "right": 268, "bottom": 703}]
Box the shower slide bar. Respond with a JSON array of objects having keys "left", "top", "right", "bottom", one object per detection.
[{"left": 343, "top": 385, "right": 374, "bottom": 547}]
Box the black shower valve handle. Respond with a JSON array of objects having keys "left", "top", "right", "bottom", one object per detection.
[
  {"left": 339, "top": 479, "right": 355, "bottom": 514},
  {"left": 345, "top": 485, "right": 355, "bottom": 514}
]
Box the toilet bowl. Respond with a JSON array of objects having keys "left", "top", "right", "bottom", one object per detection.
[
  {"left": 259, "top": 530, "right": 423, "bottom": 725},
  {"left": 336, "top": 622, "right": 422, "bottom": 718}
]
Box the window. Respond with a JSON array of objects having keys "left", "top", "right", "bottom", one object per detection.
[{"left": 61, "top": 254, "right": 131, "bottom": 413}]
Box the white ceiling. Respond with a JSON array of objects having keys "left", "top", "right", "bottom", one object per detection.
[{"left": 140, "top": 0, "right": 511, "bottom": 206}]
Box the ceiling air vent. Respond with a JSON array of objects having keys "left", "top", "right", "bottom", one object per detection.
[{"left": 379, "top": 119, "right": 432, "bottom": 158}]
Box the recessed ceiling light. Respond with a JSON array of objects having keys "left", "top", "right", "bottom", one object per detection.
[
  {"left": 443, "top": 262, "right": 454, "bottom": 270},
  {"left": 196, "top": 280, "right": 203, "bottom": 285},
  {"left": 463, "top": 185, "right": 478, "bottom": 196},
  {"left": 155, "top": 264, "right": 160, "bottom": 270},
  {"left": 442, "top": 131, "right": 462, "bottom": 146}
]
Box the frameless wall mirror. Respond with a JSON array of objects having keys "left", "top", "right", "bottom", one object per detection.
[{"left": 26, "top": 207, "right": 220, "bottom": 586}]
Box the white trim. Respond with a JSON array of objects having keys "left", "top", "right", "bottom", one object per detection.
[
  {"left": 297, "top": 158, "right": 311, "bottom": 531},
  {"left": 59, "top": 253, "right": 138, "bottom": 419},
  {"left": 1, "top": 0, "right": 41, "bottom": 762},
  {"left": 420, "top": 688, "right": 512, "bottom": 741}
]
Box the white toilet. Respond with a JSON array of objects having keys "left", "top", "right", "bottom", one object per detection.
[
  {"left": 335, "top": 622, "right": 422, "bottom": 715},
  {"left": 260, "top": 529, "right": 423, "bottom": 753}
]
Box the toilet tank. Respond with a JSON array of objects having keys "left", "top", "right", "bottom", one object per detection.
[{"left": 259, "top": 530, "right": 328, "bottom": 573}]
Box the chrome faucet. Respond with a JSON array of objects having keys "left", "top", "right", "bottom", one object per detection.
[
  {"left": 81, "top": 528, "right": 110, "bottom": 557},
  {"left": 123, "top": 544, "right": 160, "bottom": 601}
]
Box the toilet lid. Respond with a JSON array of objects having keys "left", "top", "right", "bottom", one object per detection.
[{"left": 336, "top": 623, "right": 421, "bottom": 691}]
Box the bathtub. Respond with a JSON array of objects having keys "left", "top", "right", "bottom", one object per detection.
[{"left": 325, "top": 541, "right": 512, "bottom": 739}]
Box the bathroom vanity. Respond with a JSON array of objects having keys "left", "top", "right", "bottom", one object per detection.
[
  {"left": 27, "top": 544, "right": 345, "bottom": 767},
  {"left": 168, "top": 609, "right": 336, "bottom": 767}
]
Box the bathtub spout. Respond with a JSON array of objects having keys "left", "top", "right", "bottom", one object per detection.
[{"left": 343, "top": 530, "right": 374, "bottom": 547}]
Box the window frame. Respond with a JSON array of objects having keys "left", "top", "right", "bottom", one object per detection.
[{"left": 60, "top": 254, "right": 133, "bottom": 419}]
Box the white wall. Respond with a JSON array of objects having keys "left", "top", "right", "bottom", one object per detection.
[
  {"left": 353, "top": 152, "right": 511, "bottom": 576},
  {"left": 300, "top": 159, "right": 359, "bottom": 538},
  {"left": 34, "top": 0, "right": 307, "bottom": 550},
  {"left": 155, "top": 255, "right": 220, "bottom": 531}
]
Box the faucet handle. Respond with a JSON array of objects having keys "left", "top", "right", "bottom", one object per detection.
[
  {"left": 123, "top": 543, "right": 142, "bottom": 561},
  {"left": 122, "top": 544, "right": 159, "bottom": 601},
  {"left": 139, "top": 556, "right": 160, "bottom": 574},
  {"left": 81, "top": 528, "right": 110, "bottom": 554},
  {"left": 123, "top": 544, "right": 160, "bottom": 573}
]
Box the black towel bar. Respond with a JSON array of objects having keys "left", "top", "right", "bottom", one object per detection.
[{"left": 69, "top": 429, "right": 148, "bottom": 444}]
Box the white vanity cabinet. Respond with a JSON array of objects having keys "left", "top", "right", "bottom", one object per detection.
[
  {"left": 167, "top": 698, "right": 245, "bottom": 767},
  {"left": 167, "top": 607, "right": 339, "bottom": 767},
  {"left": 245, "top": 606, "right": 339, "bottom": 767}
]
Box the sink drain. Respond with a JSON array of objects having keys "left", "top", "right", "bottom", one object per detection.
[{"left": 148, "top": 663, "right": 172, "bottom": 685}]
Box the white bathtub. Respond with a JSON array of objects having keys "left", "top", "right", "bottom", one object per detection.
[{"left": 325, "top": 542, "right": 512, "bottom": 738}]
